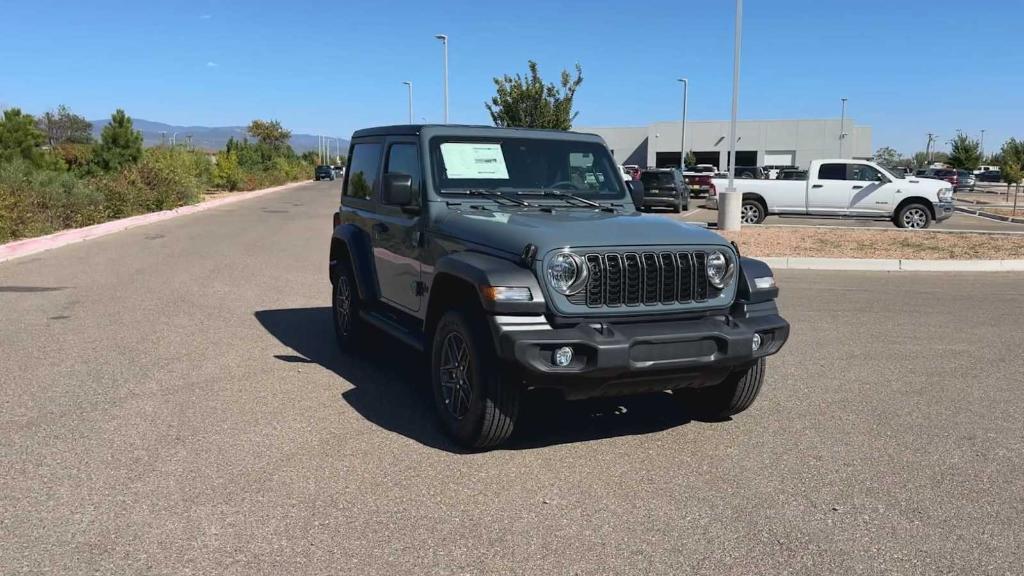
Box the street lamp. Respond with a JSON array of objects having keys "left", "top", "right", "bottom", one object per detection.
[
  {"left": 677, "top": 78, "right": 688, "bottom": 169},
  {"left": 839, "top": 98, "right": 848, "bottom": 158},
  {"left": 402, "top": 81, "right": 413, "bottom": 124},
  {"left": 434, "top": 34, "right": 449, "bottom": 123},
  {"left": 980, "top": 129, "right": 986, "bottom": 158},
  {"left": 719, "top": 0, "right": 743, "bottom": 231}
]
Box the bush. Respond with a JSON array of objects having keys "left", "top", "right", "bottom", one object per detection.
[
  {"left": 135, "top": 146, "right": 207, "bottom": 210},
  {"left": 0, "top": 159, "right": 105, "bottom": 242},
  {"left": 212, "top": 150, "right": 243, "bottom": 191}
]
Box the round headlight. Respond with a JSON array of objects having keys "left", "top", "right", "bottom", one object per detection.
[
  {"left": 546, "top": 252, "right": 588, "bottom": 295},
  {"left": 706, "top": 250, "right": 734, "bottom": 289}
]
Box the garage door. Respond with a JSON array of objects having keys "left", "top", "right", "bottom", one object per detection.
[{"left": 764, "top": 150, "right": 795, "bottom": 166}]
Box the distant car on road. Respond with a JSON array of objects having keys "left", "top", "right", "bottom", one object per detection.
[
  {"left": 315, "top": 165, "right": 335, "bottom": 181},
  {"left": 976, "top": 170, "right": 1003, "bottom": 183},
  {"left": 707, "top": 159, "right": 954, "bottom": 228},
  {"left": 638, "top": 168, "right": 689, "bottom": 212},
  {"left": 918, "top": 168, "right": 971, "bottom": 192}
]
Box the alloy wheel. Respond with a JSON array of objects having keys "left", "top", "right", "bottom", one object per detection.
[
  {"left": 903, "top": 208, "right": 927, "bottom": 229},
  {"left": 439, "top": 332, "right": 473, "bottom": 419},
  {"left": 741, "top": 204, "right": 761, "bottom": 224},
  {"left": 334, "top": 276, "right": 352, "bottom": 335}
]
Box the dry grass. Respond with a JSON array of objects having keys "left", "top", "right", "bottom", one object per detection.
[{"left": 715, "top": 227, "right": 1024, "bottom": 259}]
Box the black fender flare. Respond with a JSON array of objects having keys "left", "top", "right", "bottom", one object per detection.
[
  {"left": 329, "top": 223, "right": 379, "bottom": 302},
  {"left": 735, "top": 257, "right": 779, "bottom": 304},
  {"left": 431, "top": 251, "right": 546, "bottom": 315}
]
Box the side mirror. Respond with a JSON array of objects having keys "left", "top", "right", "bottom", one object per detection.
[
  {"left": 626, "top": 180, "right": 645, "bottom": 209},
  {"left": 383, "top": 173, "right": 414, "bottom": 206}
]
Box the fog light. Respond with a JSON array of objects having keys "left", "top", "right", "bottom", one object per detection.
[
  {"left": 553, "top": 346, "right": 574, "bottom": 367},
  {"left": 752, "top": 333, "right": 762, "bottom": 352}
]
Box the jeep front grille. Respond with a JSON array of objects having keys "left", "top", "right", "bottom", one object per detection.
[{"left": 568, "top": 251, "right": 711, "bottom": 307}]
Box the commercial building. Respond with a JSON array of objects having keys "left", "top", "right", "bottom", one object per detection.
[{"left": 578, "top": 118, "right": 872, "bottom": 170}]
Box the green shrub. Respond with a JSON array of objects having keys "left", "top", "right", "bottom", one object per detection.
[
  {"left": 0, "top": 159, "right": 104, "bottom": 242},
  {"left": 212, "top": 150, "right": 243, "bottom": 191},
  {"left": 135, "top": 147, "right": 205, "bottom": 210}
]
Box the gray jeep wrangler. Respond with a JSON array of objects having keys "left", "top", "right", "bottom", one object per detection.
[{"left": 329, "top": 125, "right": 789, "bottom": 448}]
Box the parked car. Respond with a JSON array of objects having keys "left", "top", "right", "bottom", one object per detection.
[
  {"left": 683, "top": 169, "right": 715, "bottom": 197},
  {"left": 977, "top": 170, "right": 1003, "bottom": 183},
  {"left": 332, "top": 165, "right": 346, "bottom": 178},
  {"left": 315, "top": 165, "right": 335, "bottom": 181},
  {"left": 330, "top": 124, "right": 789, "bottom": 447},
  {"left": 618, "top": 165, "right": 632, "bottom": 181},
  {"left": 622, "top": 164, "right": 642, "bottom": 181},
  {"left": 638, "top": 168, "right": 689, "bottom": 212},
  {"left": 974, "top": 165, "right": 998, "bottom": 175},
  {"left": 733, "top": 166, "right": 765, "bottom": 179},
  {"left": 777, "top": 169, "right": 807, "bottom": 181},
  {"left": 919, "top": 168, "right": 972, "bottom": 192},
  {"left": 707, "top": 159, "right": 954, "bottom": 229}
]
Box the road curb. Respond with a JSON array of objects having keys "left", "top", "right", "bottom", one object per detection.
[
  {"left": 759, "top": 256, "right": 1024, "bottom": 272},
  {"left": 954, "top": 206, "right": 1024, "bottom": 224},
  {"left": 0, "top": 180, "right": 310, "bottom": 264}
]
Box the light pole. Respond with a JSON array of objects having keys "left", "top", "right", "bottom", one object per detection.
[
  {"left": 677, "top": 78, "right": 688, "bottom": 169},
  {"left": 402, "top": 81, "right": 414, "bottom": 124},
  {"left": 719, "top": 0, "right": 743, "bottom": 231},
  {"left": 980, "top": 129, "right": 986, "bottom": 158},
  {"left": 839, "top": 98, "right": 848, "bottom": 158},
  {"left": 434, "top": 34, "right": 449, "bottom": 123},
  {"left": 926, "top": 133, "right": 936, "bottom": 164}
]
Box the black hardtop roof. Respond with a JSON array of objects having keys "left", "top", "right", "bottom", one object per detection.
[{"left": 350, "top": 124, "right": 606, "bottom": 142}]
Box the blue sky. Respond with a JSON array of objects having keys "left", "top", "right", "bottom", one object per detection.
[{"left": 2, "top": 0, "right": 1021, "bottom": 155}]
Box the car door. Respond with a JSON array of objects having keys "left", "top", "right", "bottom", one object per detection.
[
  {"left": 847, "top": 163, "right": 896, "bottom": 216},
  {"left": 806, "top": 162, "right": 850, "bottom": 214},
  {"left": 372, "top": 138, "right": 424, "bottom": 313}
]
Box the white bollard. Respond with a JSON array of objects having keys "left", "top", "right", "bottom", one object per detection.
[{"left": 717, "top": 189, "right": 742, "bottom": 231}]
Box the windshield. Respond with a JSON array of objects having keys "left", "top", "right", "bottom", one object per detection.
[{"left": 430, "top": 137, "right": 626, "bottom": 201}]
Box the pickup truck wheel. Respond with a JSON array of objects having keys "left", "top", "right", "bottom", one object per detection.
[
  {"left": 684, "top": 358, "right": 766, "bottom": 419},
  {"left": 431, "top": 309, "right": 519, "bottom": 448},
  {"left": 331, "top": 264, "right": 364, "bottom": 349},
  {"left": 896, "top": 203, "right": 931, "bottom": 229},
  {"left": 740, "top": 199, "right": 766, "bottom": 224},
  {"left": 672, "top": 200, "right": 683, "bottom": 213}
]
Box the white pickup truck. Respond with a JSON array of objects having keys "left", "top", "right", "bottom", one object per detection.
[{"left": 707, "top": 159, "right": 955, "bottom": 229}]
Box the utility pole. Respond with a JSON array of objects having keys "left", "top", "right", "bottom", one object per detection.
[
  {"left": 718, "top": 0, "right": 743, "bottom": 231},
  {"left": 403, "top": 81, "right": 414, "bottom": 124},
  {"left": 839, "top": 98, "right": 848, "bottom": 158},
  {"left": 434, "top": 34, "right": 449, "bottom": 123},
  {"left": 677, "top": 78, "right": 688, "bottom": 169},
  {"left": 980, "top": 129, "right": 986, "bottom": 158},
  {"left": 926, "top": 133, "right": 936, "bottom": 164}
]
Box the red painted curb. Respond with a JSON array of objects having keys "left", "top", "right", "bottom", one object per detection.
[{"left": 0, "top": 180, "right": 311, "bottom": 264}]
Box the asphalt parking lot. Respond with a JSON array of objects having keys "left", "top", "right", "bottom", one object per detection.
[
  {"left": 678, "top": 205, "right": 1024, "bottom": 232},
  {"left": 2, "top": 180, "right": 1023, "bottom": 574}
]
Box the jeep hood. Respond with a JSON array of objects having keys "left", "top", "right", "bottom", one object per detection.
[{"left": 434, "top": 207, "right": 730, "bottom": 256}]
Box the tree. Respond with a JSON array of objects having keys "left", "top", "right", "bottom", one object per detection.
[
  {"left": 485, "top": 61, "right": 584, "bottom": 130},
  {"left": 37, "top": 105, "right": 93, "bottom": 147},
  {"left": 948, "top": 133, "right": 982, "bottom": 170},
  {"left": 999, "top": 138, "right": 1024, "bottom": 169},
  {"left": 247, "top": 119, "right": 291, "bottom": 148},
  {"left": 873, "top": 146, "right": 903, "bottom": 168},
  {"left": 684, "top": 150, "right": 696, "bottom": 168},
  {"left": 0, "top": 108, "right": 45, "bottom": 164},
  {"left": 93, "top": 109, "right": 143, "bottom": 171}
]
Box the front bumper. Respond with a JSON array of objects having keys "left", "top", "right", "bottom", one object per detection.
[
  {"left": 490, "top": 302, "right": 789, "bottom": 399},
  {"left": 933, "top": 201, "right": 954, "bottom": 222}
]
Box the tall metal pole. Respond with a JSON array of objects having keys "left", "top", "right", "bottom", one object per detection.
[
  {"left": 839, "top": 98, "right": 847, "bottom": 158},
  {"left": 403, "top": 81, "right": 414, "bottom": 124},
  {"left": 435, "top": 34, "right": 449, "bottom": 123},
  {"left": 677, "top": 78, "right": 688, "bottom": 169},
  {"left": 718, "top": 0, "right": 743, "bottom": 231},
  {"left": 926, "top": 133, "right": 935, "bottom": 164},
  {"left": 980, "top": 129, "right": 986, "bottom": 159}
]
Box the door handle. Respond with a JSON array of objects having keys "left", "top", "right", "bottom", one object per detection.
[
  {"left": 811, "top": 184, "right": 823, "bottom": 189},
  {"left": 851, "top": 185, "right": 864, "bottom": 189}
]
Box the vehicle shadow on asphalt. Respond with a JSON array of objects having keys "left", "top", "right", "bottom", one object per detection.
[{"left": 254, "top": 307, "right": 696, "bottom": 453}]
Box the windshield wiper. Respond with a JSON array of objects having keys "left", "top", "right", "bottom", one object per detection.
[
  {"left": 442, "top": 189, "right": 532, "bottom": 206},
  {"left": 514, "top": 189, "right": 601, "bottom": 207}
]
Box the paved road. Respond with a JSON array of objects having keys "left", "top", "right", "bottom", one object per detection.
[
  {"left": 2, "top": 180, "right": 1023, "bottom": 575},
  {"left": 678, "top": 206, "right": 1024, "bottom": 232}
]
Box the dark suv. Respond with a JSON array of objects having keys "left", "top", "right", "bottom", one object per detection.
[
  {"left": 330, "top": 125, "right": 789, "bottom": 448},
  {"left": 638, "top": 168, "right": 689, "bottom": 212},
  {"left": 315, "top": 165, "right": 335, "bottom": 181}
]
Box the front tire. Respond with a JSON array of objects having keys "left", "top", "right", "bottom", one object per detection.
[
  {"left": 431, "top": 309, "right": 519, "bottom": 448},
  {"left": 684, "top": 358, "right": 766, "bottom": 419},
  {"left": 895, "top": 203, "right": 931, "bottom": 229}
]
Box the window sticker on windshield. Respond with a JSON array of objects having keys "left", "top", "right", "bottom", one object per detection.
[{"left": 440, "top": 143, "right": 509, "bottom": 179}]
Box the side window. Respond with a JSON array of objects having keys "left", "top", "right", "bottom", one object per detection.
[
  {"left": 384, "top": 143, "right": 421, "bottom": 203},
  {"left": 817, "top": 163, "right": 847, "bottom": 180},
  {"left": 344, "top": 142, "right": 382, "bottom": 200},
  {"left": 848, "top": 164, "right": 882, "bottom": 181}
]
